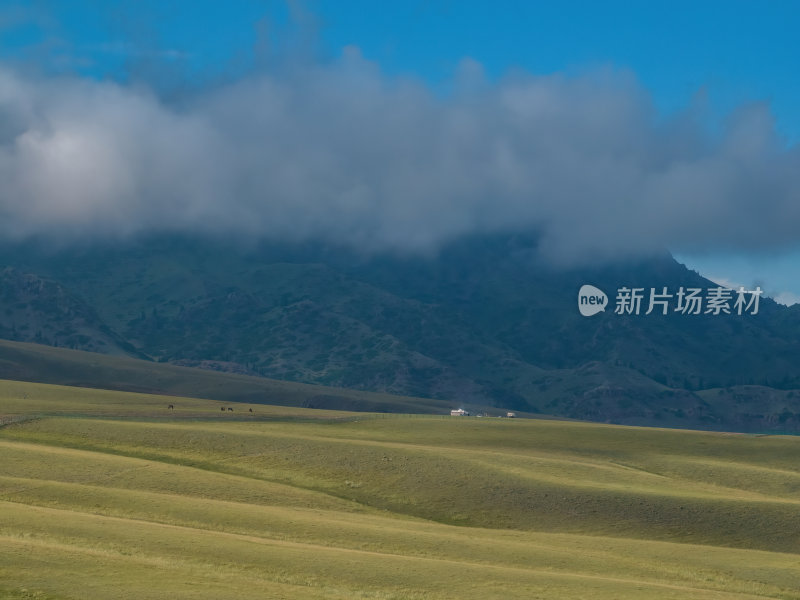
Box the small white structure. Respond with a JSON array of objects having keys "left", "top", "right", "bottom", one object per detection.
[
  {"left": 450, "top": 408, "right": 469, "bottom": 416},
  {"left": 506, "top": 411, "right": 516, "bottom": 418}
]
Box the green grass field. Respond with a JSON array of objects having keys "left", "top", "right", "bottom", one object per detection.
[
  {"left": 1, "top": 379, "right": 799, "bottom": 599},
  {"left": 0, "top": 339, "right": 457, "bottom": 415}
]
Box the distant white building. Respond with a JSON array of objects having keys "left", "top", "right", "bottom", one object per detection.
[
  {"left": 506, "top": 412, "right": 516, "bottom": 418},
  {"left": 450, "top": 408, "right": 469, "bottom": 416}
]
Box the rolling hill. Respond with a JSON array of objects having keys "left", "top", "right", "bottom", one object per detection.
[
  {"left": 0, "top": 338, "right": 455, "bottom": 415},
  {"left": 1, "top": 380, "right": 799, "bottom": 599}
]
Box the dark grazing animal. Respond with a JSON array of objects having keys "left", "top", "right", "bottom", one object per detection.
[
  {"left": 227, "top": 407, "right": 234, "bottom": 412},
  {"left": 168, "top": 404, "right": 174, "bottom": 410}
]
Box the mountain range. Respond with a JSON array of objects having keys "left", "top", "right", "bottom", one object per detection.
[{"left": 1, "top": 233, "right": 799, "bottom": 432}]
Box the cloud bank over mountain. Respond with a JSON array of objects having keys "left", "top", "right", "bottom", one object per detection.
[{"left": 0, "top": 48, "right": 798, "bottom": 264}]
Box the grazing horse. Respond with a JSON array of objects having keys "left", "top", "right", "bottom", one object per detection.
[
  {"left": 221, "top": 407, "right": 226, "bottom": 412},
  {"left": 227, "top": 407, "right": 234, "bottom": 411},
  {"left": 168, "top": 404, "right": 174, "bottom": 410},
  {"left": 249, "top": 408, "right": 253, "bottom": 413}
]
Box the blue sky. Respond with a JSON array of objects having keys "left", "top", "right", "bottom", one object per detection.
[
  {"left": 7, "top": 0, "right": 793, "bottom": 133},
  {"left": 6, "top": 0, "right": 798, "bottom": 137},
  {"left": 1, "top": 1, "right": 799, "bottom": 301}
]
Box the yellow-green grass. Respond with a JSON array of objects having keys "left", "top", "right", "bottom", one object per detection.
[
  {"left": 0, "top": 339, "right": 454, "bottom": 414},
  {"left": 0, "top": 378, "right": 359, "bottom": 420},
  {"left": 2, "top": 380, "right": 800, "bottom": 598}
]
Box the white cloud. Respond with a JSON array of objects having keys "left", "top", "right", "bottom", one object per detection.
[
  {"left": 705, "top": 277, "right": 741, "bottom": 290},
  {"left": 1, "top": 55, "right": 799, "bottom": 264},
  {"left": 773, "top": 292, "right": 800, "bottom": 306}
]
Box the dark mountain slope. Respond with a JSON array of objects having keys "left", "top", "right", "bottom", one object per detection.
[
  {"left": 0, "top": 267, "right": 142, "bottom": 357},
  {"left": 0, "top": 233, "right": 798, "bottom": 431}
]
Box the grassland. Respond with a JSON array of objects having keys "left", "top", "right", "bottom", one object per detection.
[
  {"left": 0, "top": 339, "right": 455, "bottom": 414},
  {"left": 1, "top": 379, "right": 799, "bottom": 598}
]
